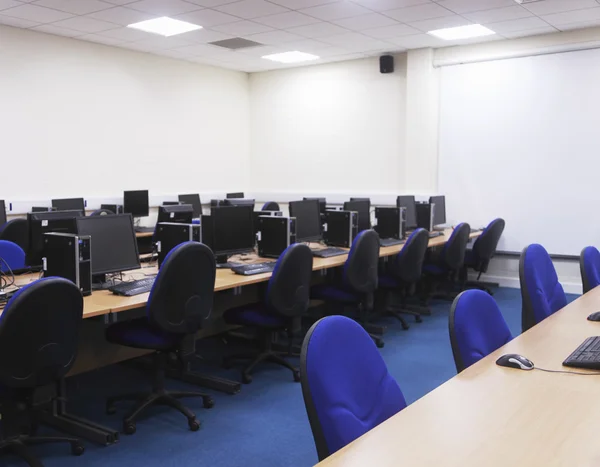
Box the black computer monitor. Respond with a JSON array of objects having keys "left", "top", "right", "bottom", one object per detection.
[
  {"left": 52, "top": 198, "right": 85, "bottom": 212},
  {"left": 223, "top": 198, "right": 255, "bottom": 209},
  {"left": 397, "top": 196, "right": 417, "bottom": 229},
  {"left": 178, "top": 194, "right": 202, "bottom": 218},
  {"left": 429, "top": 195, "right": 446, "bottom": 226},
  {"left": 344, "top": 200, "right": 371, "bottom": 232},
  {"left": 303, "top": 197, "right": 326, "bottom": 215},
  {"left": 76, "top": 214, "right": 140, "bottom": 276},
  {"left": 157, "top": 205, "right": 193, "bottom": 225},
  {"left": 27, "top": 210, "right": 83, "bottom": 266},
  {"left": 162, "top": 201, "right": 182, "bottom": 206},
  {"left": 226, "top": 192, "right": 244, "bottom": 199},
  {"left": 289, "top": 200, "right": 322, "bottom": 243},
  {"left": 350, "top": 197, "right": 371, "bottom": 203},
  {"left": 211, "top": 205, "right": 255, "bottom": 264},
  {"left": 124, "top": 190, "right": 149, "bottom": 217},
  {"left": 0, "top": 200, "right": 6, "bottom": 226},
  {"left": 32, "top": 206, "right": 56, "bottom": 213}
]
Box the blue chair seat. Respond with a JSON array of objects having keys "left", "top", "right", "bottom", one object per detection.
[
  {"left": 378, "top": 274, "right": 399, "bottom": 289},
  {"left": 311, "top": 285, "right": 360, "bottom": 303},
  {"left": 106, "top": 317, "right": 183, "bottom": 350},
  {"left": 225, "top": 304, "right": 286, "bottom": 327}
]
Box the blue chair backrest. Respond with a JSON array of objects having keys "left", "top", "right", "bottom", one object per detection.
[
  {"left": 300, "top": 315, "right": 406, "bottom": 461},
  {"left": 519, "top": 244, "right": 567, "bottom": 332},
  {"left": 470, "top": 218, "right": 505, "bottom": 272},
  {"left": 439, "top": 222, "right": 470, "bottom": 271},
  {"left": 147, "top": 242, "right": 216, "bottom": 334},
  {"left": 449, "top": 290, "right": 513, "bottom": 373},
  {"left": 90, "top": 209, "right": 114, "bottom": 216},
  {"left": 580, "top": 246, "right": 600, "bottom": 294},
  {"left": 343, "top": 229, "right": 380, "bottom": 294},
  {"left": 266, "top": 243, "right": 313, "bottom": 317},
  {"left": 0, "top": 240, "right": 26, "bottom": 272},
  {"left": 262, "top": 201, "right": 280, "bottom": 211},
  {"left": 0, "top": 277, "right": 83, "bottom": 388},
  {"left": 391, "top": 228, "right": 429, "bottom": 284},
  {"left": 0, "top": 218, "right": 29, "bottom": 254}
]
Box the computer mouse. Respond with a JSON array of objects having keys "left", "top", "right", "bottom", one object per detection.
[
  {"left": 495, "top": 354, "right": 534, "bottom": 371},
  {"left": 587, "top": 312, "right": 600, "bottom": 322}
]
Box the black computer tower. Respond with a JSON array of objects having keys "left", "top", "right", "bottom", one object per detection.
[
  {"left": 324, "top": 211, "right": 358, "bottom": 248},
  {"left": 101, "top": 204, "right": 123, "bottom": 214},
  {"left": 43, "top": 232, "right": 92, "bottom": 296},
  {"left": 416, "top": 203, "right": 434, "bottom": 231},
  {"left": 257, "top": 216, "right": 296, "bottom": 258},
  {"left": 374, "top": 207, "right": 406, "bottom": 239},
  {"left": 155, "top": 222, "right": 202, "bottom": 267}
]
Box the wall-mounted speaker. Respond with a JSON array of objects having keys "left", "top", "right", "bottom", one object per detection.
[{"left": 380, "top": 55, "right": 394, "bottom": 74}]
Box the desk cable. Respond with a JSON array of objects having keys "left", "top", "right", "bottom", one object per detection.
[{"left": 534, "top": 367, "right": 600, "bottom": 376}]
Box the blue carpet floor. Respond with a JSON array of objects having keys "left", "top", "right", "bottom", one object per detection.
[{"left": 5, "top": 288, "right": 579, "bottom": 467}]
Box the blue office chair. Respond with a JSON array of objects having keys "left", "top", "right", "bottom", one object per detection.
[
  {"left": 311, "top": 230, "right": 384, "bottom": 347},
  {"left": 449, "top": 290, "right": 513, "bottom": 373},
  {"left": 461, "top": 218, "right": 505, "bottom": 294},
  {"left": 0, "top": 278, "right": 85, "bottom": 465},
  {"left": 89, "top": 209, "right": 114, "bottom": 216},
  {"left": 378, "top": 228, "right": 430, "bottom": 328},
  {"left": 261, "top": 202, "right": 280, "bottom": 211},
  {"left": 224, "top": 243, "right": 313, "bottom": 383},
  {"left": 0, "top": 240, "right": 26, "bottom": 272},
  {"left": 519, "top": 243, "right": 567, "bottom": 332},
  {"left": 301, "top": 316, "right": 406, "bottom": 461},
  {"left": 0, "top": 218, "right": 29, "bottom": 256},
  {"left": 105, "top": 242, "right": 216, "bottom": 434},
  {"left": 580, "top": 246, "right": 600, "bottom": 294}
]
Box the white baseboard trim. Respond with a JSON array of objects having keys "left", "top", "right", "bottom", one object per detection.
[{"left": 469, "top": 273, "right": 582, "bottom": 295}]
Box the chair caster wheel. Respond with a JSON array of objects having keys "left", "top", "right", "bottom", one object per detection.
[
  {"left": 401, "top": 323, "right": 409, "bottom": 331},
  {"left": 123, "top": 421, "right": 136, "bottom": 435},
  {"left": 242, "top": 373, "right": 252, "bottom": 384},
  {"left": 203, "top": 397, "right": 215, "bottom": 409},
  {"left": 71, "top": 442, "right": 85, "bottom": 456},
  {"left": 293, "top": 370, "right": 301, "bottom": 382},
  {"left": 376, "top": 339, "right": 384, "bottom": 349},
  {"left": 106, "top": 404, "right": 116, "bottom": 415},
  {"left": 415, "top": 316, "right": 423, "bottom": 323},
  {"left": 188, "top": 418, "right": 200, "bottom": 431}
]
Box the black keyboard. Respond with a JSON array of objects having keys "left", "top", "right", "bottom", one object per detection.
[
  {"left": 231, "top": 262, "right": 276, "bottom": 276},
  {"left": 109, "top": 278, "right": 155, "bottom": 296},
  {"left": 312, "top": 247, "right": 347, "bottom": 258},
  {"left": 135, "top": 226, "right": 154, "bottom": 233},
  {"left": 563, "top": 336, "right": 600, "bottom": 369},
  {"left": 380, "top": 238, "right": 405, "bottom": 247},
  {"left": 429, "top": 232, "right": 443, "bottom": 238}
]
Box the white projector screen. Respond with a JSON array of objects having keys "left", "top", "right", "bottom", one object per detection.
[{"left": 438, "top": 47, "right": 600, "bottom": 256}]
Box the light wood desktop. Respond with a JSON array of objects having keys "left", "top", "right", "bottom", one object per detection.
[
  {"left": 135, "top": 231, "right": 153, "bottom": 239},
  {"left": 317, "top": 285, "right": 600, "bottom": 467}
]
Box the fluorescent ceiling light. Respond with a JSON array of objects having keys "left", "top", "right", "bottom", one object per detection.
[
  {"left": 428, "top": 24, "right": 495, "bottom": 41},
  {"left": 127, "top": 17, "right": 202, "bottom": 37},
  {"left": 262, "top": 51, "right": 319, "bottom": 64}
]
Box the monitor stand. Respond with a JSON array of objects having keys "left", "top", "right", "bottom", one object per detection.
[
  {"left": 215, "top": 254, "right": 239, "bottom": 269},
  {"left": 91, "top": 274, "right": 111, "bottom": 290}
]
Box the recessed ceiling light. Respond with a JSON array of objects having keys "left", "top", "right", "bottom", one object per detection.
[
  {"left": 262, "top": 51, "right": 319, "bottom": 64},
  {"left": 428, "top": 24, "right": 495, "bottom": 41},
  {"left": 127, "top": 17, "right": 202, "bottom": 37}
]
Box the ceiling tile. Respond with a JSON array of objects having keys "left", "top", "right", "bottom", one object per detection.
[
  {"left": 101, "top": 0, "right": 138, "bottom": 4},
  {"left": 387, "top": 32, "right": 446, "bottom": 48},
  {"left": 287, "top": 21, "right": 348, "bottom": 37},
  {"left": 79, "top": 32, "right": 125, "bottom": 44},
  {"left": 132, "top": 34, "right": 193, "bottom": 49},
  {"left": 235, "top": 44, "right": 283, "bottom": 56},
  {"left": 87, "top": 6, "right": 155, "bottom": 25},
  {"left": 299, "top": 2, "right": 372, "bottom": 21},
  {"left": 215, "top": 0, "right": 288, "bottom": 19},
  {"left": 541, "top": 7, "right": 600, "bottom": 26},
  {"left": 177, "top": 27, "right": 233, "bottom": 43},
  {"left": 0, "top": 0, "right": 25, "bottom": 11},
  {"left": 320, "top": 31, "right": 393, "bottom": 51},
  {"left": 176, "top": 8, "right": 240, "bottom": 27},
  {"left": 485, "top": 16, "right": 549, "bottom": 33},
  {"left": 267, "top": 0, "right": 336, "bottom": 9},
  {"left": 522, "top": 0, "right": 599, "bottom": 16},
  {"left": 408, "top": 14, "right": 471, "bottom": 32},
  {"left": 0, "top": 13, "right": 39, "bottom": 26},
  {"left": 435, "top": 0, "right": 515, "bottom": 14},
  {"left": 333, "top": 12, "right": 398, "bottom": 30},
  {"left": 556, "top": 18, "right": 600, "bottom": 31},
  {"left": 184, "top": 0, "right": 239, "bottom": 6},
  {"left": 243, "top": 29, "right": 303, "bottom": 44},
  {"left": 32, "top": 23, "right": 81, "bottom": 36},
  {"left": 501, "top": 25, "right": 557, "bottom": 38},
  {"left": 283, "top": 38, "right": 338, "bottom": 53},
  {"left": 384, "top": 3, "right": 454, "bottom": 22},
  {"left": 350, "top": 0, "right": 431, "bottom": 12},
  {"left": 31, "top": 0, "right": 112, "bottom": 15},
  {"left": 93, "top": 24, "right": 150, "bottom": 40},
  {"left": 171, "top": 42, "right": 232, "bottom": 56},
  {"left": 464, "top": 5, "right": 533, "bottom": 24},
  {"left": 211, "top": 19, "right": 273, "bottom": 34},
  {"left": 1, "top": 3, "right": 73, "bottom": 22},
  {"left": 362, "top": 22, "right": 420, "bottom": 38},
  {"left": 127, "top": 0, "right": 203, "bottom": 16},
  {"left": 254, "top": 11, "right": 320, "bottom": 28},
  {"left": 50, "top": 15, "right": 119, "bottom": 32}
]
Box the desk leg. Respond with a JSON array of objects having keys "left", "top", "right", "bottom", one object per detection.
[{"left": 39, "top": 380, "right": 119, "bottom": 446}]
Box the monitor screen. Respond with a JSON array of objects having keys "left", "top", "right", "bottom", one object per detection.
[
  {"left": 162, "top": 201, "right": 182, "bottom": 206},
  {"left": 211, "top": 205, "right": 255, "bottom": 256},
  {"left": 76, "top": 214, "right": 140, "bottom": 275},
  {"left": 27, "top": 210, "right": 83, "bottom": 266},
  {"left": 32, "top": 206, "right": 56, "bottom": 213},
  {"left": 226, "top": 192, "right": 244, "bottom": 199},
  {"left": 429, "top": 195, "right": 446, "bottom": 226},
  {"left": 0, "top": 200, "right": 5, "bottom": 226},
  {"left": 303, "top": 197, "right": 326, "bottom": 214},
  {"left": 397, "top": 196, "right": 417, "bottom": 229},
  {"left": 124, "top": 190, "right": 149, "bottom": 217},
  {"left": 223, "top": 198, "right": 255, "bottom": 209},
  {"left": 344, "top": 200, "right": 371, "bottom": 232},
  {"left": 289, "top": 200, "right": 322, "bottom": 242},
  {"left": 52, "top": 198, "right": 85, "bottom": 212},
  {"left": 179, "top": 194, "right": 202, "bottom": 218},
  {"left": 157, "top": 205, "right": 193, "bottom": 225}
]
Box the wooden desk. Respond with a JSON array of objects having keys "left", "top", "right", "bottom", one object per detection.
[
  {"left": 317, "top": 286, "right": 600, "bottom": 467},
  {"left": 135, "top": 231, "right": 153, "bottom": 239}
]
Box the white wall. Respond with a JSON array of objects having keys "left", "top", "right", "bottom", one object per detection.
[
  {"left": 0, "top": 26, "right": 250, "bottom": 212},
  {"left": 249, "top": 56, "right": 406, "bottom": 201}
]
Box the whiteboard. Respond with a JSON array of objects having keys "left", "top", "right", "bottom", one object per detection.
[{"left": 438, "top": 47, "right": 600, "bottom": 256}]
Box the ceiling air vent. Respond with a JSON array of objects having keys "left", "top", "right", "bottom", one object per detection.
[{"left": 209, "top": 38, "right": 263, "bottom": 50}]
